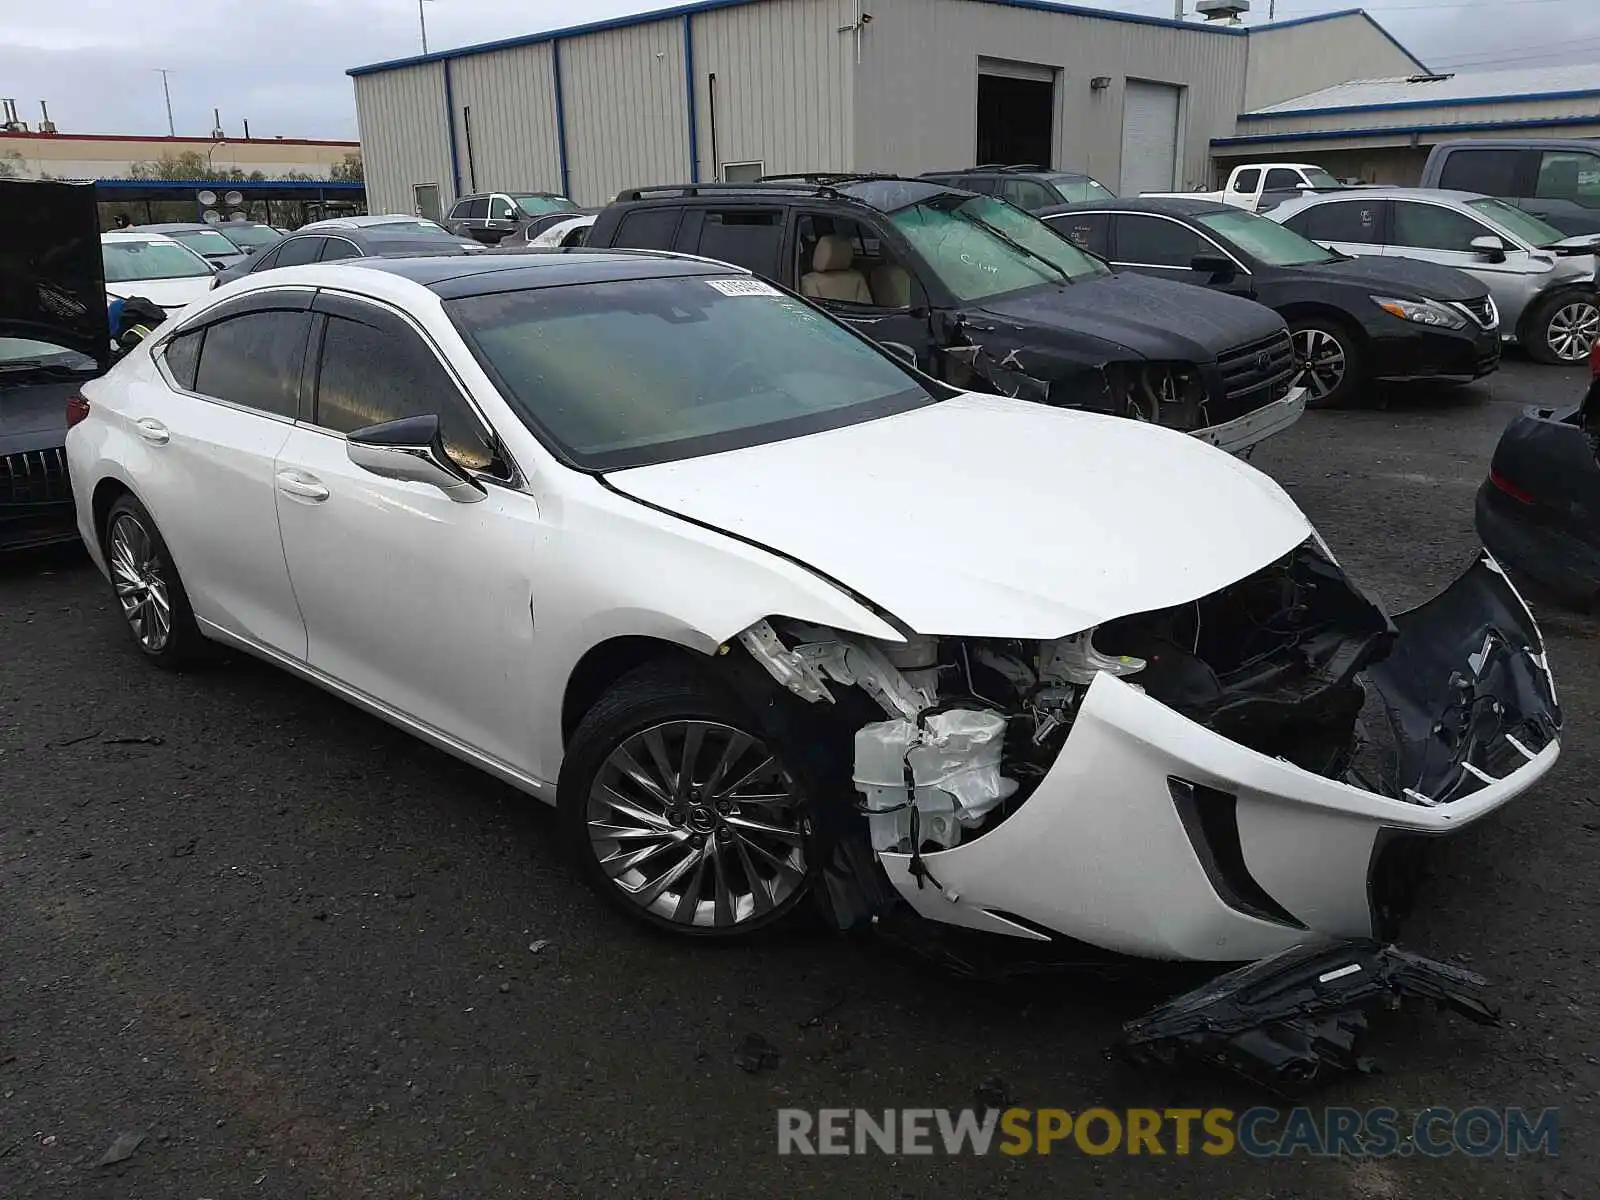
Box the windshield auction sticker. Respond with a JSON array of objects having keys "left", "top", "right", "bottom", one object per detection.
[{"left": 706, "top": 278, "right": 781, "bottom": 297}]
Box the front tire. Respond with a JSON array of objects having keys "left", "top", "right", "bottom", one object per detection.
[
  {"left": 1525, "top": 293, "right": 1600, "bottom": 366},
  {"left": 103, "top": 495, "right": 207, "bottom": 669},
  {"left": 558, "top": 662, "right": 818, "bottom": 939},
  {"left": 1290, "top": 317, "right": 1363, "bottom": 409}
]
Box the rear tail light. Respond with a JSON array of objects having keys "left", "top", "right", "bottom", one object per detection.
[
  {"left": 1590, "top": 339, "right": 1600, "bottom": 378},
  {"left": 1489, "top": 469, "right": 1534, "bottom": 505},
  {"left": 65, "top": 394, "right": 90, "bottom": 429}
]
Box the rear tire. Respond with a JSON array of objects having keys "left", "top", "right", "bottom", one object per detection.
[
  {"left": 1525, "top": 293, "right": 1600, "bottom": 366},
  {"left": 1290, "top": 317, "right": 1364, "bottom": 410},
  {"left": 102, "top": 495, "right": 207, "bottom": 670},
  {"left": 558, "top": 661, "right": 819, "bottom": 940}
]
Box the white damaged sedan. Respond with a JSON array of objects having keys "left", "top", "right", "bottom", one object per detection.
[{"left": 66, "top": 251, "right": 1561, "bottom": 994}]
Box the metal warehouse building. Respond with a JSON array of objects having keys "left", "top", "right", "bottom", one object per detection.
[
  {"left": 347, "top": 0, "right": 1426, "bottom": 217},
  {"left": 1219, "top": 63, "right": 1600, "bottom": 185}
]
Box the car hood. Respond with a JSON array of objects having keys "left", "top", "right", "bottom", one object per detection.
[
  {"left": 105, "top": 278, "right": 216, "bottom": 311},
  {"left": 1286, "top": 254, "right": 1488, "bottom": 301},
  {"left": 966, "top": 271, "right": 1285, "bottom": 362},
  {"left": 0, "top": 179, "right": 111, "bottom": 368},
  {"left": 605, "top": 392, "right": 1311, "bottom": 640}
]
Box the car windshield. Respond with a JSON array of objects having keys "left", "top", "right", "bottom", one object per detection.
[
  {"left": 889, "top": 192, "right": 1108, "bottom": 300},
  {"left": 1196, "top": 208, "right": 1336, "bottom": 266},
  {"left": 0, "top": 336, "right": 97, "bottom": 372},
  {"left": 1301, "top": 167, "right": 1341, "bottom": 190},
  {"left": 1046, "top": 174, "right": 1117, "bottom": 203},
  {"left": 513, "top": 195, "right": 577, "bottom": 216},
  {"left": 217, "top": 224, "right": 282, "bottom": 249},
  {"left": 102, "top": 240, "right": 212, "bottom": 282},
  {"left": 447, "top": 275, "right": 935, "bottom": 470},
  {"left": 169, "top": 229, "right": 240, "bottom": 258},
  {"left": 1465, "top": 196, "right": 1567, "bottom": 248}
]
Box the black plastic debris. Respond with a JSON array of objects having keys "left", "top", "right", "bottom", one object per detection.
[
  {"left": 733, "top": 1033, "right": 781, "bottom": 1074},
  {"left": 1119, "top": 940, "right": 1499, "bottom": 1091}
]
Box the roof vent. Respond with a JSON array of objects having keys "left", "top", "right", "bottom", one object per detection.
[
  {"left": 1, "top": 98, "right": 28, "bottom": 132},
  {"left": 38, "top": 100, "right": 56, "bottom": 134},
  {"left": 1406, "top": 72, "right": 1455, "bottom": 84},
  {"left": 1196, "top": 0, "right": 1249, "bottom": 23}
]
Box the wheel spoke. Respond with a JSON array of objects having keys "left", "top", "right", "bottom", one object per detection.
[
  {"left": 716, "top": 753, "right": 778, "bottom": 800},
  {"left": 730, "top": 833, "right": 774, "bottom": 914},
  {"left": 629, "top": 847, "right": 700, "bottom": 908},
  {"left": 600, "top": 835, "right": 682, "bottom": 879},
  {"left": 723, "top": 814, "right": 805, "bottom": 847},
  {"left": 640, "top": 727, "right": 677, "bottom": 795},
  {"left": 711, "top": 840, "right": 735, "bottom": 926},
  {"left": 611, "top": 744, "right": 672, "bottom": 805},
  {"left": 671, "top": 845, "right": 711, "bottom": 923},
  {"left": 592, "top": 783, "right": 671, "bottom": 831},
  {"left": 733, "top": 830, "right": 805, "bottom": 885},
  {"left": 674, "top": 723, "right": 704, "bottom": 802},
  {"left": 702, "top": 730, "right": 752, "bottom": 797}
]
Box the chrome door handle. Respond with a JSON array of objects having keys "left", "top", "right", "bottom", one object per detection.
[
  {"left": 135, "top": 418, "right": 170, "bottom": 445},
  {"left": 275, "top": 470, "right": 330, "bottom": 502}
]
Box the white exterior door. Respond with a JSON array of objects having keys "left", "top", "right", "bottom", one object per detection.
[
  {"left": 1120, "top": 81, "right": 1181, "bottom": 195},
  {"left": 271, "top": 294, "right": 546, "bottom": 773}
]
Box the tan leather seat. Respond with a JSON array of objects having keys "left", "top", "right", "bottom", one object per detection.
[
  {"left": 800, "top": 235, "right": 872, "bottom": 305},
  {"left": 870, "top": 264, "right": 912, "bottom": 309}
]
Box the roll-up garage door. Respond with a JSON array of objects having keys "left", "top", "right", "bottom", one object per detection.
[{"left": 1120, "top": 81, "right": 1181, "bottom": 195}]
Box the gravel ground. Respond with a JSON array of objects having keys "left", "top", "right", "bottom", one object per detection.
[{"left": 2, "top": 358, "right": 1595, "bottom": 1198}]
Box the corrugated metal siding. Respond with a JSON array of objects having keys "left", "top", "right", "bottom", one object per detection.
[
  {"left": 560, "top": 18, "right": 690, "bottom": 205},
  {"left": 450, "top": 45, "right": 563, "bottom": 197},
  {"left": 690, "top": 0, "right": 855, "bottom": 179},
  {"left": 1238, "top": 94, "right": 1600, "bottom": 137},
  {"left": 853, "top": 0, "right": 1247, "bottom": 190},
  {"left": 1243, "top": 16, "right": 1430, "bottom": 113},
  {"left": 353, "top": 63, "right": 453, "bottom": 214}
]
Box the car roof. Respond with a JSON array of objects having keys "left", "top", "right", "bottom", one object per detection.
[
  {"left": 357, "top": 248, "right": 738, "bottom": 297},
  {"left": 1041, "top": 197, "right": 1233, "bottom": 219},
  {"left": 102, "top": 230, "right": 183, "bottom": 244},
  {"left": 1281, "top": 187, "right": 1482, "bottom": 205},
  {"left": 307, "top": 214, "right": 437, "bottom": 228},
  {"left": 139, "top": 222, "right": 223, "bottom": 234}
]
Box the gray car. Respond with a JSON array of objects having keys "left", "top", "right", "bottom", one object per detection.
[{"left": 1269, "top": 188, "right": 1600, "bottom": 365}]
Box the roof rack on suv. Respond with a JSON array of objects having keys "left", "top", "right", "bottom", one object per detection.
[
  {"left": 758, "top": 171, "right": 904, "bottom": 185},
  {"left": 613, "top": 181, "right": 849, "bottom": 202},
  {"left": 968, "top": 164, "right": 1053, "bottom": 173}
]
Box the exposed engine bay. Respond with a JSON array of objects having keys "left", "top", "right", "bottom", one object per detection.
[{"left": 739, "top": 540, "right": 1556, "bottom": 862}]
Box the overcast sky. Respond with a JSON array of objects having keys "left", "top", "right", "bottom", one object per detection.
[{"left": 0, "top": 0, "right": 1594, "bottom": 142}]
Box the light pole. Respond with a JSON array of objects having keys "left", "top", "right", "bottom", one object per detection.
[
  {"left": 155, "top": 68, "right": 175, "bottom": 136},
  {"left": 419, "top": 0, "right": 434, "bottom": 53}
]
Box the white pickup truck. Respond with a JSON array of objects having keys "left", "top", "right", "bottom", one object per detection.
[{"left": 1145, "top": 163, "right": 1348, "bottom": 212}]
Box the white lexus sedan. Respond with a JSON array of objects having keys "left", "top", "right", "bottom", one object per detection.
[{"left": 65, "top": 250, "right": 1561, "bottom": 968}]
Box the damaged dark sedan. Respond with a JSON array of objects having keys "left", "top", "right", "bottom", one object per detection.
[
  {"left": 1, "top": 178, "right": 110, "bottom": 551},
  {"left": 1476, "top": 341, "right": 1600, "bottom": 604},
  {"left": 589, "top": 176, "right": 1305, "bottom": 454}
]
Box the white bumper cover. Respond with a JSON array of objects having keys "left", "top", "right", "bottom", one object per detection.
[{"left": 1192, "top": 387, "right": 1308, "bottom": 456}]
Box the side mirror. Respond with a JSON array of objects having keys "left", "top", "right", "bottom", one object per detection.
[
  {"left": 1296, "top": 181, "right": 1315, "bottom": 191},
  {"left": 345, "top": 414, "right": 486, "bottom": 504},
  {"left": 1471, "top": 235, "right": 1508, "bottom": 263},
  {"left": 1190, "top": 253, "right": 1237, "bottom": 280}
]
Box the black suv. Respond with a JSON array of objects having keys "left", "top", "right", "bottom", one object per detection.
[
  {"left": 919, "top": 165, "right": 1117, "bottom": 213},
  {"left": 587, "top": 176, "right": 1302, "bottom": 452}
]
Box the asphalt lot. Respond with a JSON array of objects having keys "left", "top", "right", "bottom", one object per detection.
[{"left": 2, "top": 357, "right": 1596, "bottom": 1199}]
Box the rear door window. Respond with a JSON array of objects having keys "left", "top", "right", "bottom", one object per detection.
[
  {"left": 464, "top": 198, "right": 490, "bottom": 220},
  {"left": 681, "top": 208, "right": 785, "bottom": 280},
  {"left": 1437, "top": 148, "right": 1525, "bottom": 197},
  {"left": 272, "top": 237, "right": 325, "bottom": 267},
  {"left": 998, "top": 178, "right": 1054, "bottom": 212},
  {"left": 1229, "top": 168, "right": 1262, "bottom": 194},
  {"left": 162, "top": 328, "right": 202, "bottom": 390},
  {"left": 612, "top": 207, "right": 681, "bottom": 250},
  {"left": 192, "top": 310, "right": 313, "bottom": 418},
  {"left": 1048, "top": 211, "right": 1111, "bottom": 257},
  {"left": 318, "top": 238, "right": 361, "bottom": 262},
  {"left": 1289, "top": 200, "right": 1386, "bottom": 245}
]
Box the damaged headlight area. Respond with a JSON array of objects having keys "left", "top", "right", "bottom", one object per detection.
[{"left": 1104, "top": 360, "right": 1210, "bottom": 430}]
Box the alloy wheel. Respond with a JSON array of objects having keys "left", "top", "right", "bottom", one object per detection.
[
  {"left": 1292, "top": 328, "right": 1347, "bottom": 401},
  {"left": 1546, "top": 301, "right": 1600, "bottom": 363},
  {"left": 586, "top": 720, "right": 808, "bottom": 929},
  {"left": 108, "top": 513, "right": 172, "bottom": 652}
]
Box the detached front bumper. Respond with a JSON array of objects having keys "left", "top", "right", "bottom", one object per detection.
[
  {"left": 1191, "top": 387, "right": 1307, "bottom": 456},
  {"left": 879, "top": 553, "right": 1560, "bottom": 962}
]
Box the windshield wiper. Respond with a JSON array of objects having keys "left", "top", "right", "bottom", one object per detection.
[
  {"left": 948, "top": 208, "right": 1072, "bottom": 286},
  {"left": 0, "top": 360, "right": 99, "bottom": 380}
]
